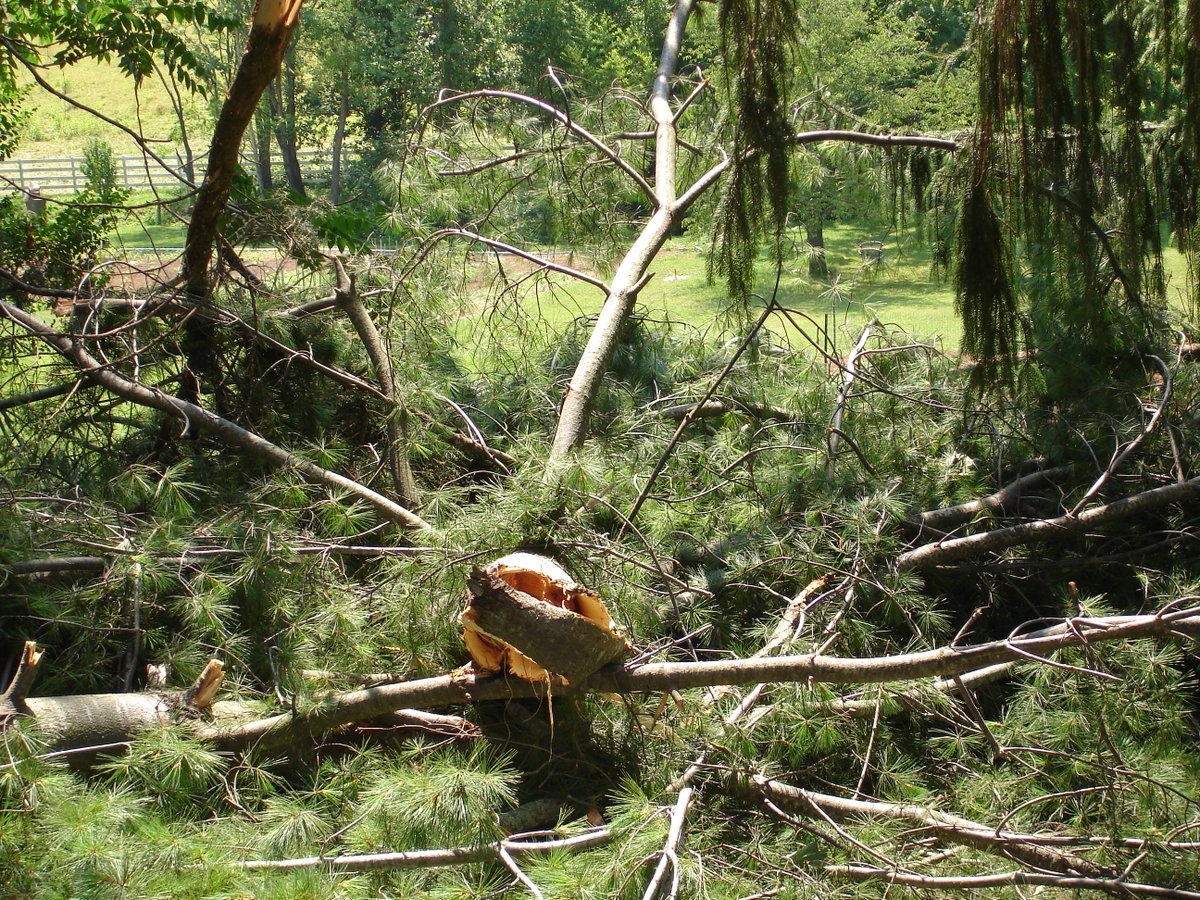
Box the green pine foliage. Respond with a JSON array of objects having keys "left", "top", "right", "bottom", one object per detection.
[{"left": 2, "top": 0, "right": 1200, "bottom": 897}]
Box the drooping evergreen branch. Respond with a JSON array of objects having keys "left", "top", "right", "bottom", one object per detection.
[{"left": 0, "top": 299, "right": 434, "bottom": 533}]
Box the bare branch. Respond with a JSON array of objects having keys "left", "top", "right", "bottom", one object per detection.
[
  {"left": 896, "top": 477, "right": 1200, "bottom": 571},
  {"left": 908, "top": 465, "right": 1071, "bottom": 536},
  {"left": 239, "top": 827, "right": 612, "bottom": 873},
  {"left": 427, "top": 89, "right": 655, "bottom": 202},
  {"left": 748, "top": 774, "right": 1108, "bottom": 877},
  {"left": 827, "top": 865, "right": 1200, "bottom": 898},
  {"left": 0, "top": 299, "right": 434, "bottom": 532},
  {"left": 826, "top": 324, "right": 874, "bottom": 475},
  {"left": 332, "top": 256, "right": 421, "bottom": 510},
  {"left": 434, "top": 228, "right": 609, "bottom": 294}
]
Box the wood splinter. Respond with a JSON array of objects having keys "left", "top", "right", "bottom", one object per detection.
[
  {"left": 1, "top": 641, "right": 44, "bottom": 719},
  {"left": 185, "top": 659, "right": 225, "bottom": 710}
]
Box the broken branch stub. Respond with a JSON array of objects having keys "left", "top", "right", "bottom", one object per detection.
[{"left": 459, "top": 553, "right": 629, "bottom": 685}]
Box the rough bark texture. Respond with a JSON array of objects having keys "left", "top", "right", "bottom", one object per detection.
[{"left": 183, "top": 0, "right": 304, "bottom": 300}]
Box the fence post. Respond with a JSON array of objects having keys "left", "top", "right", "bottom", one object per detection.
[
  {"left": 16, "top": 158, "right": 23, "bottom": 188},
  {"left": 71, "top": 158, "right": 79, "bottom": 193}
]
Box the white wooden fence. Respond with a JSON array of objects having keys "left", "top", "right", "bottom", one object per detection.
[{"left": 0, "top": 148, "right": 335, "bottom": 195}]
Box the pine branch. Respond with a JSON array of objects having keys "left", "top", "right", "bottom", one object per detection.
[
  {"left": 425, "top": 89, "right": 655, "bottom": 202},
  {"left": 897, "top": 477, "right": 1200, "bottom": 571},
  {"left": 0, "top": 299, "right": 434, "bottom": 533},
  {"left": 15, "top": 607, "right": 1197, "bottom": 752},
  {"left": 207, "top": 606, "right": 1199, "bottom": 753},
  {"left": 907, "top": 466, "right": 1072, "bottom": 537},
  {"left": 745, "top": 774, "right": 1109, "bottom": 878},
  {"left": 827, "top": 866, "right": 1200, "bottom": 898}
]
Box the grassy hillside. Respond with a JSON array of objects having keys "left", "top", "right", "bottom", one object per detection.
[{"left": 17, "top": 58, "right": 212, "bottom": 159}]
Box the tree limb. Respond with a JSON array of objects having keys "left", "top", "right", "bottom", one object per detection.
[
  {"left": 896, "top": 477, "right": 1200, "bottom": 571},
  {"left": 239, "top": 827, "right": 612, "bottom": 873},
  {"left": 827, "top": 865, "right": 1200, "bottom": 899},
  {"left": 826, "top": 323, "right": 873, "bottom": 475},
  {"left": 426, "top": 90, "right": 655, "bottom": 202},
  {"left": 746, "top": 774, "right": 1109, "bottom": 877},
  {"left": 206, "top": 605, "right": 1198, "bottom": 753},
  {"left": 183, "top": 0, "right": 304, "bottom": 299},
  {"left": 0, "top": 299, "right": 433, "bottom": 532},
  {"left": 907, "top": 466, "right": 1071, "bottom": 537},
  {"left": 331, "top": 256, "right": 421, "bottom": 510}
]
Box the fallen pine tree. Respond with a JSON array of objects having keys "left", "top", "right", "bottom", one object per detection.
[{"left": 7, "top": 597, "right": 1198, "bottom": 753}]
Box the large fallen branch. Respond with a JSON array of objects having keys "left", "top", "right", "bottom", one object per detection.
[
  {"left": 11, "top": 606, "right": 1196, "bottom": 752},
  {"left": 0, "top": 301, "right": 432, "bottom": 532},
  {"left": 896, "top": 477, "right": 1200, "bottom": 571},
  {"left": 743, "top": 774, "right": 1107, "bottom": 878}
]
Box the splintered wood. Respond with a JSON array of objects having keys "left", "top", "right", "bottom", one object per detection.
[{"left": 459, "top": 553, "right": 629, "bottom": 685}]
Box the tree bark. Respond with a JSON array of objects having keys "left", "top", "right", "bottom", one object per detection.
[
  {"left": 330, "top": 68, "right": 350, "bottom": 205},
  {"left": 268, "top": 41, "right": 306, "bottom": 197},
  {"left": 332, "top": 258, "right": 421, "bottom": 510},
  {"left": 896, "top": 477, "right": 1200, "bottom": 571},
  {"left": 253, "top": 101, "right": 274, "bottom": 193},
  {"left": 9, "top": 607, "right": 1196, "bottom": 752},
  {"left": 743, "top": 774, "right": 1109, "bottom": 877},
  {"left": 212, "top": 607, "right": 1200, "bottom": 751},
  {"left": 184, "top": 0, "right": 304, "bottom": 300},
  {"left": 545, "top": 0, "right": 695, "bottom": 466},
  {"left": 806, "top": 219, "right": 828, "bottom": 279}
]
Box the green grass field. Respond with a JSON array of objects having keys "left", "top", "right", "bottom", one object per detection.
[{"left": 18, "top": 58, "right": 209, "bottom": 159}]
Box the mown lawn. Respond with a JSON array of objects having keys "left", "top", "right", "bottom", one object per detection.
[
  {"left": 18, "top": 58, "right": 204, "bottom": 159},
  {"left": 455, "top": 223, "right": 962, "bottom": 372}
]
